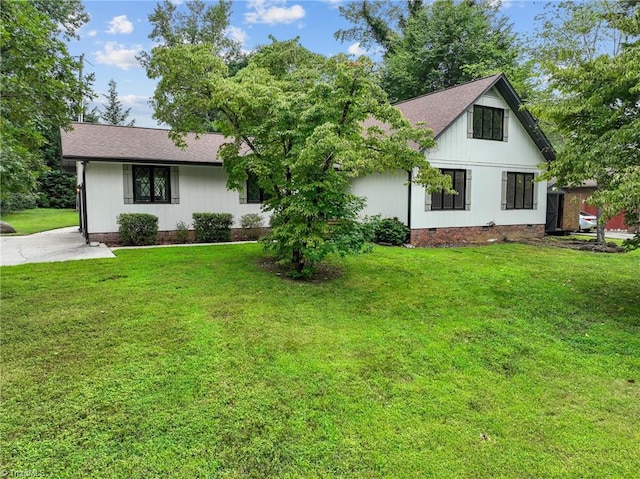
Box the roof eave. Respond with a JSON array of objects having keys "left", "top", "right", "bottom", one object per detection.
[
  {"left": 61, "top": 155, "right": 223, "bottom": 166},
  {"left": 493, "top": 77, "right": 556, "bottom": 163}
]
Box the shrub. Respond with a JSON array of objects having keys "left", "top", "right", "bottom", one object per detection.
[
  {"left": 192, "top": 212, "right": 233, "bottom": 243},
  {"left": 0, "top": 193, "right": 38, "bottom": 214},
  {"left": 622, "top": 233, "right": 640, "bottom": 251},
  {"left": 240, "top": 213, "right": 264, "bottom": 240},
  {"left": 371, "top": 216, "right": 409, "bottom": 246},
  {"left": 117, "top": 213, "right": 158, "bottom": 246},
  {"left": 37, "top": 171, "right": 76, "bottom": 209},
  {"left": 173, "top": 220, "right": 190, "bottom": 244}
]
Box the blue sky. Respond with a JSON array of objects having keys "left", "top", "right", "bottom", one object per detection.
[{"left": 67, "top": 0, "right": 548, "bottom": 128}]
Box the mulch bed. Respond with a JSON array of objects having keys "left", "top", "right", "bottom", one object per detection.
[{"left": 518, "top": 236, "right": 626, "bottom": 253}]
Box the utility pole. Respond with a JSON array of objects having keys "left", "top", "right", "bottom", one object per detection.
[{"left": 78, "top": 53, "right": 84, "bottom": 122}]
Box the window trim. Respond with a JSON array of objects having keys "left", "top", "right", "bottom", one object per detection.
[
  {"left": 503, "top": 171, "right": 535, "bottom": 210},
  {"left": 246, "top": 172, "right": 268, "bottom": 204},
  {"left": 472, "top": 105, "right": 505, "bottom": 141},
  {"left": 429, "top": 168, "right": 469, "bottom": 211},
  {"left": 132, "top": 165, "right": 171, "bottom": 204},
  {"left": 430, "top": 168, "right": 467, "bottom": 211}
]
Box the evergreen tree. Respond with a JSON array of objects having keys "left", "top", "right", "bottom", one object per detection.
[{"left": 100, "top": 79, "right": 135, "bottom": 126}]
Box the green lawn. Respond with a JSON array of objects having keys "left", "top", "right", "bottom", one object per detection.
[
  {"left": 2, "top": 244, "right": 639, "bottom": 478},
  {"left": 0, "top": 208, "right": 78, "bottom": 235}
]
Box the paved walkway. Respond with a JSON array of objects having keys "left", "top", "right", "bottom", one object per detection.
[
  {"left": 579, "top": 231, "right": 635, "bottom": 240},
  {"left": 0, "top": 227, "right": 115, "bottom": 267}
]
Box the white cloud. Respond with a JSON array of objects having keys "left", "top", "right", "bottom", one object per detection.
[
  {"left": 227, "top": 26, "right": 248, "bottom": 45},
  {"left": 244, "top": 0, "right": 305, "bottom": 25},
  {"left": 489, "top": 0, "right": 514, "bottom": 8},
  {"left": 321, "top": 0, "right": 343, "bottom": 8},
  {"left": 120, "top": 95, "right": 149, "bottom": 106},
  {"left": 347, "top": 42, "right": 368, "bottom": 56},
  {"left": 94, "top": 42, "right": 142, "bottom": 71},
  {"left": 106, "top": 15, "right": 134, "bottom": 34},
  {"left": 87, "top": 30, "right": 98, "bottom": 38}
]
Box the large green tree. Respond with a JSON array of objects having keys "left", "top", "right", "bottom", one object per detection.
[
  {"left": 529, "top": 1, "right": 639, "bottom": 240},
  {"left": 0, "top": 0, "right": 90, "bottom": 207},
  {"left": 100, "top": 79, "right": 135, "bottom": 126},
  {"left": 148, "top": 39, "right": 449, "bottom": 277},
  {"left": 336, "top": 0, "right": 531, "bottom": 101},
  {"left": 139, "top": 0, "right": 244, "bottom": 73}
]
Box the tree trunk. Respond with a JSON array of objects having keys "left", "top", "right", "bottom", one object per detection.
[
  {"left": 596, "top": 206, "right": 606, "bottom": 244},
  {"left": 291, "top": 249, "right": 305, "bottom": 275}
]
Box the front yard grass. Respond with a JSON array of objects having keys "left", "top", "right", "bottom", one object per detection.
[
  {"left": 1, "top": 244, "right": 639, "bottom": 478},
  {"left": 0, "top": 208, "right": 78, "bottom": 235}
]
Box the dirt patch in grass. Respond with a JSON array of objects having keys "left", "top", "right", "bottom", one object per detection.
[
  {"left": 520, "top": 236, "right": 626, "bottom": 253},
  {"left": 258, "top": 256, "right": 344, "bottom": 282}
]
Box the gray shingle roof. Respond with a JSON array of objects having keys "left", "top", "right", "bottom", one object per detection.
[
  {"left": 61, "top": 74, "right": 555, "bottom": 164},
  {"left": 60, "top": 122, "right": 225, "bottom": 165}
]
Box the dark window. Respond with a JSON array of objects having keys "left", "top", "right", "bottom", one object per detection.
[
  {"left": 473, "top": 105, "right": 504, "bottom": 141},
  {"left": 133, "top": 166, "right": 170, "bottom": 203},
  {"left": 247, "top": 172, "right": 269, "bottom": 203},
  {"left": 506, "top": 172, "right": 534, "bottom": 209},
  {"left": 431, "top": 169, "right": 466, "bottom": 210}
]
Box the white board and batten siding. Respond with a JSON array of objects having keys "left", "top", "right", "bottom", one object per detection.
[
  {"left": 84, "top": 162, "right": 267, "bottom": 234},
  {"left": 350, "top": 170, "right": 409, "bottom": 224},
  {"left": 411, "top": 88, "right": 547, "bottom": 229}
]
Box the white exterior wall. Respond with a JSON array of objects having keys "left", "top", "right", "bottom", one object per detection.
[
  {"left": 84, "top": 162, "right": 268, "bottom": 233},
  {"left": 350, "top": 170, "right": 409, "bottom": 223},
  {"left": 411, "top": 89, "right": 547, "bottom": 229}
]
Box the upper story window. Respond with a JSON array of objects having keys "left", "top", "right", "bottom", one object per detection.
[
  {"left": 133, "top": 166, "right": 170, "bottom": 203},
  {"left": 431, "top": 169, "right": 467, "bottom": 210},
  {"left": 473, "top": 105, "right": 504, "bottom": 141}
]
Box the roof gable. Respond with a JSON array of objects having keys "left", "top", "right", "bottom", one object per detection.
[{"left": 395, "top": 74, "right": 555, "bottom": 162}]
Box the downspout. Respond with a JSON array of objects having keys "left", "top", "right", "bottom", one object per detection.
[
  {"left": 82, "top": 161, "right": 89, "bottom": 244},
  {"left": 407, "top": 169, "right": 412, "bottom": 231}
]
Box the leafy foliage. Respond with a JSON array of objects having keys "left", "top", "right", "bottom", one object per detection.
[
  {"left": 192, "top": 212, "right": 233, "bottom": 243},
  {"left": 528, "top": 1, "right": 640, "bottom": 233},
  {"left": 117, "top": 213, "right": 159, "bottom": 246},
  {"left": 0, "top": 193, "right": 38, "bottom": 214},
  {"left": 369, "top": 216, "right": 410, "bottom": 245},
  {"left": 336, "top": 0, "right": 532, "bottom": 101},
  {"left": 100, "top": 79, "right": 135, "bottom": 126},
  {"left": 0, "top": 0, "right": 91, "bottom": 202},
  {"left": 148, "top": 38, "right": 449, "bottom": 277},
  {"left": 173, "top": 220, "right": 191, "bottom": 244},
  {"left": 240, "top": 213, "right": 265, "bottom": 241},
  {"left": 240, "top": 213, "right": 264, "bottom": 230},
  {"left": 622, "top": 233, "right": 640, "bottom": 251}
]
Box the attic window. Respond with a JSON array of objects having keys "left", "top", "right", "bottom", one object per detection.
[{"left": 473, "top": 105, "right": 504, "bottom": 141}]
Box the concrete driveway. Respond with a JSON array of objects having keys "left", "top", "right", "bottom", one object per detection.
[{"left": 0, "top": 227, "right": 115, "bottom": 266}]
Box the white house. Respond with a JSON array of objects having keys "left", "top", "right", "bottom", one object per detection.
[{"left": 60, "top": 74, "right": 554, "bottom": 246}]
